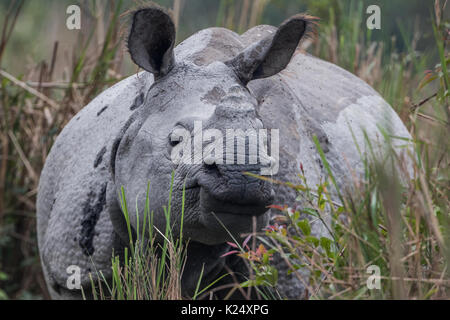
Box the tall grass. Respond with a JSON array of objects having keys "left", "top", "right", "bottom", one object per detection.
[
  {"left": 242, "top": 125, "right": 449, "bottom": 299},
  {"left": 88, "top": 176, "right": 187, "bottom": 300},
  {"left": 0, "top": 0, "right": 126, "bottom": 299}
]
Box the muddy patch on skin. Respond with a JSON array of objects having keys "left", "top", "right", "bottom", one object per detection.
[
  {"left": 79, "top": 183, "right": 107, "bottom": 256},
  {"left": 110, "top": 114, "right": 138, "bottom": 176},
  {"left": 93, "top": 146, "right": 107, "bottom": 168},
  {"left": 97, "top": 106, "right": 108, "bottom": 116},
  {"left": 130, "top": 92, "right": 145, "bottom": 111},
  {"left": 200, "top": 86, "right": 226, "bottom": 105}
]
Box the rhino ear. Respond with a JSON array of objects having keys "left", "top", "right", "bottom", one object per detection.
[
  {"left": 225, "top": 14, "right": 316, "bottom": 84},
  {"left": 128, "top": 6, "right": 176, "bottom": 78}
]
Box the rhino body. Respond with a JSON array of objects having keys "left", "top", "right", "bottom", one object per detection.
[{"left": 37, "top": 8, "right": 411, "bottom": 299}]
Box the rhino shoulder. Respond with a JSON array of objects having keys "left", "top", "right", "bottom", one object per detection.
[{"left": 37, "top": 72, "right": 153, "bottom": 293}]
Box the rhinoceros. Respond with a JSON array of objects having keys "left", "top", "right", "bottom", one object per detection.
[{"left": 37, "top": 5, "right": 411, "bottom": 299}]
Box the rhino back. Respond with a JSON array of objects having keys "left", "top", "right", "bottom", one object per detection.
[{"left": 252, "top": 52, "right": 410, "bottom": 199}]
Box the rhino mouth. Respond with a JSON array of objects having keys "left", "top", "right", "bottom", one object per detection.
[
  {"left": 178, "top": 171, "right": 273, "bottom": 243},
  {"left": 199, "top": 188, "right": 270, "bottom": 216},
  {"left": 176, "top": 184, "right": 272, "bottom": 245},
  {"left": 195, "top": 187, "right": 271, "bottom": 243},
  {"left": 180, "top": 177, "right": 273, "bottom": 216}
]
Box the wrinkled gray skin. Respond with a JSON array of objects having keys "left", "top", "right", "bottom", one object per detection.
[{"left": 37, "top": 7, "right": 411, "bottom": 299}]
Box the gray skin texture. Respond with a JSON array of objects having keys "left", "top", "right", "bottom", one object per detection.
[{"left": 37, "top": 7, "right": 411, "bottom": 299}]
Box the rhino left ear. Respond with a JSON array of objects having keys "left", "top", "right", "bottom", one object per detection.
[
  {"left": 225, "top": 14, "right": 316, "bottom": 84},
  {"left": 128, "top": 6, "right": 176, "bottom": 78}
]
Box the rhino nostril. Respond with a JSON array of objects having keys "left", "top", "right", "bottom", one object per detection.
[{"left": 204, "top": 161, "right": 218, "bottom": 171}]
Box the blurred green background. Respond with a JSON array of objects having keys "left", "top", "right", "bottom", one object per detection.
[{"left": 0, "top": 0, "right": 439, "bottom": 75}]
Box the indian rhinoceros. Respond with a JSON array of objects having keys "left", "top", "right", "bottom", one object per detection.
[{"left": 37, "top": 5, "right": 411, "bottom": 299}]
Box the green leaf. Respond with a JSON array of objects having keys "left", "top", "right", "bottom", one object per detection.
[
  {"left": 297, "top": 219, "right": 311, "bottom": 236},
  {"left": 302, "top": 208, "right": 319, "bottom": 217},
  {"left": 240, "top": 280, "right": 257, "bottom": 288},
  {"left": 318, "top": 196, "right": 327, "bottom": 210},
  {"left": 293, "top": 210, "right": 301, "bottom": 221},
  {"left": 305, "top": 236, "right": 319, "bottom": 247},
  {"left": 320, "top": 237, "right": 332, "bottom": 253}
]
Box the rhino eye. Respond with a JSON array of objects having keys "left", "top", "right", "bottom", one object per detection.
[
  {"left": 169, "top": 138, "right": 180, "bottom": 147},
  {"left": 169, "top": 131, "right": 182, "bottom": 147},
  {"left": 169, "top": 126, "right": 190, "bottom": 149}
]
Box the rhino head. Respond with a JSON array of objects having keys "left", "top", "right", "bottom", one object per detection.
[{"left": 111, "top": 6, "right": 311, "bottom": 245}]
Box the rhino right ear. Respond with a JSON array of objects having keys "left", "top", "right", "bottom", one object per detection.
[
  {"left": 128, "top": 6, "right": 176, "bottom": 78},
  {"left": 225, "top": 14, "right": 316, "bottom": 84}
]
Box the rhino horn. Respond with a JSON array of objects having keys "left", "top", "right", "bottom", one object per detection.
[
  {"left": 127, "top": 5, "right": 176, "bottom": 78},
  {"left": 225, "top": 14, "right": 317, "bottom": 84}
]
